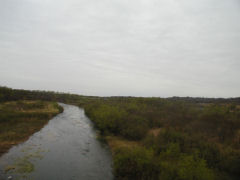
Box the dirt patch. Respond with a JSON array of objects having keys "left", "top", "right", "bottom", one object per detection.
[
  {"left": 105, "top": 136, "right": 140, "bottom": 153},
  {"left": 148, "top": 128, "right": 161, "bottom": 137}
]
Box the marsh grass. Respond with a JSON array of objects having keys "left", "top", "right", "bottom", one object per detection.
[{"left": 0, "top": 101, "right": 62, "bottom": 156}]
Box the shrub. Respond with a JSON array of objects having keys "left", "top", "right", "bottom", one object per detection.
[
  {"left": 159, "top": 144, "right": 215, "bottom": 180},
  {"left": 114, "top": 146, "right": 159, "bottom": 180}
]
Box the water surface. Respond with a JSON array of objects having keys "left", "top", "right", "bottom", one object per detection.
[{"left": 0, "top": 103, "right": 113, "bottom": 180}]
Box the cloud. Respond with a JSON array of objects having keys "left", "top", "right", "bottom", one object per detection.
[{"left": 0, "top": 0, "right": 240, "bottom": 97}]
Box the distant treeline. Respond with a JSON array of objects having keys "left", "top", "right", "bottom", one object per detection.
[
  {"left": 0, "top": 86, "right": 97, "bottom": 104},
  {"left": 167, "top": 96, "right": 240, "bottom": 104},
  {"left": 1, "top": 86, "right": 240, "bottom": 104}
]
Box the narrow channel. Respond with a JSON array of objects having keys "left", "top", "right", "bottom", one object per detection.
[{"left": 0, "top": 103, "right": 113, "bottom": 180}]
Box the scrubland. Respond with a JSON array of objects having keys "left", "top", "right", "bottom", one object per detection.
[
  {"left": 82, "top": 98, "right": 240, "bottom": 180},
  {"left": 1, "top": 86, "right": 239, "bottom": 180}
]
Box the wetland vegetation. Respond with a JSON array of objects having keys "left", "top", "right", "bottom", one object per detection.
[
  {"left": 0, "top": 100, "right": 63, "bottom": 157},
  {"left": 82, "top": 98, "right": 240, "bottom": 180},
  {"left": 0, "top": 86, "right": 240, "bottom": 180}
]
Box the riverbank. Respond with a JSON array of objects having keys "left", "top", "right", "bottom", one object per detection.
[
  {"left": 0, "top": 103, "right": 113, "bottom": 180},
  {"left": 0, "top": 100, "right": 63, "bottom": 157}
]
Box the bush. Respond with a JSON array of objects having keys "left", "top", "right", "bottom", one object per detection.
[
  {"left": 120, "top": 115, "right": 149, "bottom": 140},
  {"left": 159, "top": 144, "right": 215, "bottom": 180},
  {"left": 114, "top": 146, "right": 159, "bottom": 180}
]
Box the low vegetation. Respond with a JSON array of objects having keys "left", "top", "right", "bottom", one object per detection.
[
  {"left": 82, "top": 98, "right": 240, "bottom": 180},
  {"left": 1, "top": 86, "right": 240, "bottom": 180},
  {"left": 0, "top": 100, "right": 63, "bottom": 156}
]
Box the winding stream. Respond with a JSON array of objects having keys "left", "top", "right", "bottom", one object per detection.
[{"left": 0, "top": 103, "right": 113, "bottom": 180}]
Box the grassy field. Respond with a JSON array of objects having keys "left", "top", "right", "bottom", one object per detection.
[{"left": 0, "top": 100, "right": 63, "bottom": 157}]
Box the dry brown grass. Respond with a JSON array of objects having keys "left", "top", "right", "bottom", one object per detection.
[
  {"left": 105, "top": 136, "right": 140, "bottom": 153},
  {"left": 0, "top": 100, "right": 59, "bottom": 113},
  {"left": 148, "top": 128, "right": 162, "bottom": 137},
  {"left": 0, "top": 100, "right": 62, "bottom": 157}
]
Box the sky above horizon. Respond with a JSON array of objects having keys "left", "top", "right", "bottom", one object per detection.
[{"left": 0, "top": 0, "right": 240, "bottom": 97}]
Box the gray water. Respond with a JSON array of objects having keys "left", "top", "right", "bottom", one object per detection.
[{"left": 0, "top": 103, "right": 113, "bottom": 180}]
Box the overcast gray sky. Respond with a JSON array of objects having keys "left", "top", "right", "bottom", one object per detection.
[{"left": 0, "top": 0, "right": 239, "bottom": 97}]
